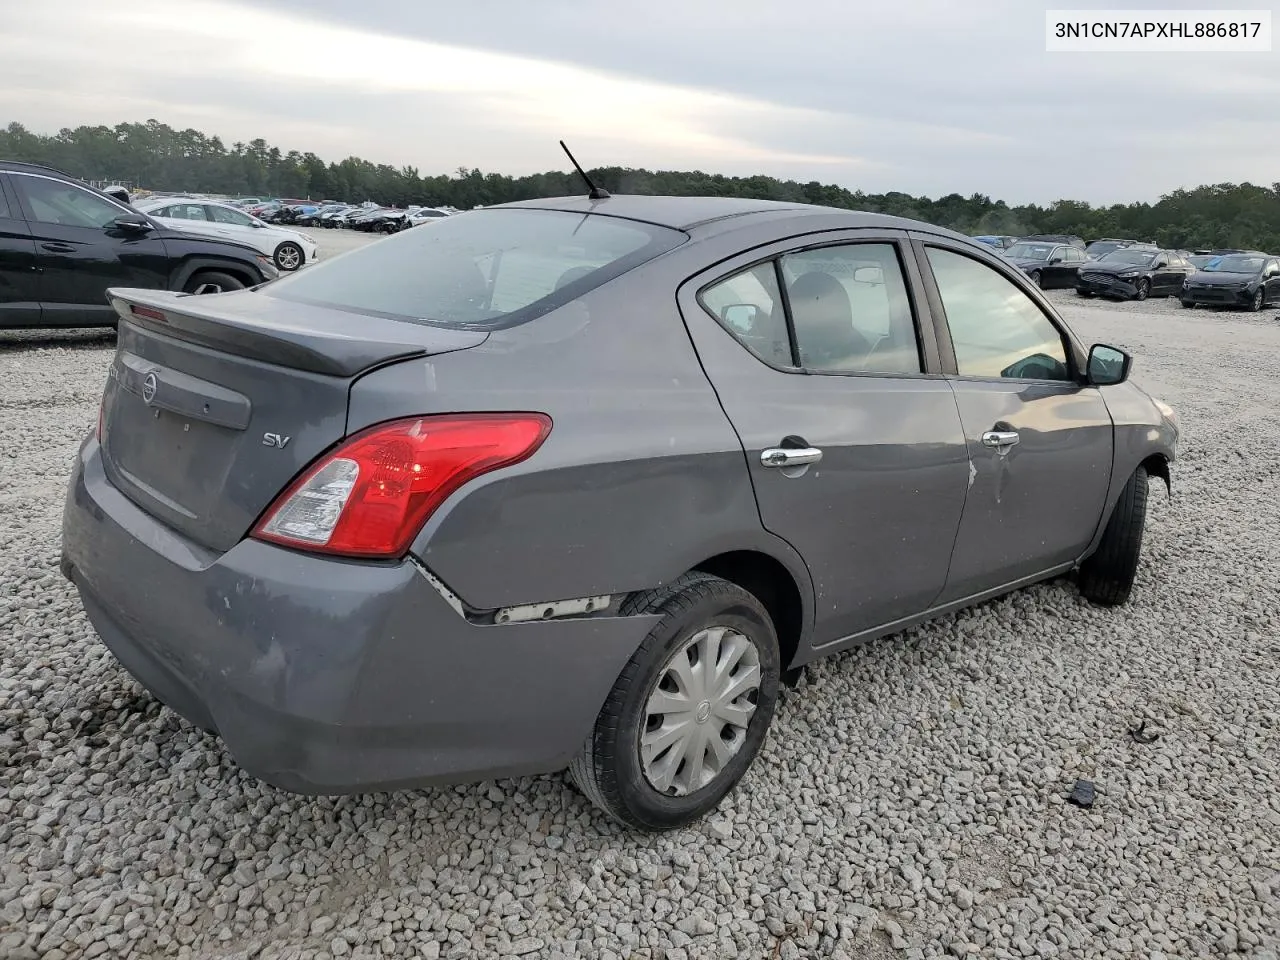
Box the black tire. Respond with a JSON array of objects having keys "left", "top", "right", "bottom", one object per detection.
[
  {"left": 1249, "top": 289, "right": 1264, "bottom": 312},
  {"left": 1134, "top": 278, "right": 1151, "bottom": 301},
  {"left": 1180, "top": 299, "right": 1195, "bottom": 309},
  {"left": 1077, "top": 289, "right": 1094, "bottom": 298},
  {"left": 569, "top": 573, "right": 781, "bottom": 831},
  {"left": 1078, "top": 466, "right": 1149, "bottom": 606},
  {"left": 183, "top": 271, "right": 245, "bottom": 295},
  {"left": 273, "top": 241, "right": 304, "bottom": 271},
  {"left": 1029, "top": 270, "right": 1043, "bottom": 288}
]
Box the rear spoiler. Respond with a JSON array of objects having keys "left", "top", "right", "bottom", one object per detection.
[{"left": 108, "top": 288, "right": 487, "bottom": 378}]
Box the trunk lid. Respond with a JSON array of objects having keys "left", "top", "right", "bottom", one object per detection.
[{"left": 99, "top": 287, "right": 487, "bottom": 552}]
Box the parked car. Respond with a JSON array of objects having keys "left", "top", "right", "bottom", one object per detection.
[
  {"left": 1075, "top": 248, "right": 1196, "bottom": 301},
  {"left": 0, "top": 161, "right": 277, "bottom": 328},
  {"left": 1019, "top": 233, "right": 1087, "bottom": 250},
  {"left": 62, "top": 195, "right": 1177, "bottom": 831},
  {"left": 971, "top": 234, "right": 1018, "bottom": 250},
  {"left": 1180, "top": 253, "right": 1280, "bottom": 311},
  {"left": 1001, "top": 240, "right": 1088, "bottom": 288},
  {"left": 1084, "top": 238, "right": 1156, "bottom": 259},
  {"left": 405, "top": 207, "right": 452, "bottom": 228},
  {"left": 135, "top": 197, "right": 319, "bottom": 272}
]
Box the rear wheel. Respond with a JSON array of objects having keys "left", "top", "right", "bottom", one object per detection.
[
  {"left": 183, "top": 271, "right": 244, "bottom": 295},
  {"left": 1134, "top": 278, "right": 1151, "bottom": 301},
  {"left": 1180, "top": 299, "right": 1195, "bottom": 309},
  {"left": 1078, "top": 466, "right": 1149, "bottom": 606},
  {"left": 569, "top": 573, "right": 781, "bottom": 831},
  {"left": 273, "top": 241, "right": 304, "bottom": 271}
]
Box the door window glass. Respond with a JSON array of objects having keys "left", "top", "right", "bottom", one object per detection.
[
  {"left": 15, "top": 176, "right": 124, "bottom": 229},
  {"left": 926, "top": 247, "right": 1071, "bottom": 382},
  {"left": 0, "top": 183, "right": 10, "bottom": 219},
  {"left": 208, "top": 205, "right": 253, "bottom": 226},
  {"left": 700, "top": 262, "right": 794, "bottom": 368},
  {"left": 780, "top": 243, "right": 921, "bottom": 375},
  {"left": 166, "top": 203, "right": 209, "bottom": 221}
]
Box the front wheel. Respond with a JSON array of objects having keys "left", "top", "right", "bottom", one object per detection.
[
  {"left": 183, "top": 271, "right": 245, "bottom": 295},
  {"left": 1180, "top": 299, "right": 1195, "bottom": 309},
  {"left": 273, "top": 241, "right": 304, "bottom": 272},
  {"left": 1077, "top": 289, "right": 1094, "bottom": 298},
  {"left": 1078, "top": 466, "right": 1149, "bottom": 606},
  {"left": 569, "top": 573, "right": 780, "bottom": 831},
  {"left": 1249, "top": 289, "right": 1264, "bottom": 312},
  {"left": 1028, "top": 270, "right": 1043, "bottom": 288},
  {"left": 1134, "top": 278, "right": 1151, "bottom": 301}
]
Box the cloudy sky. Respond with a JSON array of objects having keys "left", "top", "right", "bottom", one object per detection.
[{"left": 2, "top": 0, "right": 1276, "bottom": 204}]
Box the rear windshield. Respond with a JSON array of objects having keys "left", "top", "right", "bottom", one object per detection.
[{"left": 264, "top": 208, "right": 686, "bottom": 328}]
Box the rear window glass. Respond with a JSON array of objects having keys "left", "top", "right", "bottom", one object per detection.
[{"left": 264, "top": 208, "right": 685, "bottom": 328}]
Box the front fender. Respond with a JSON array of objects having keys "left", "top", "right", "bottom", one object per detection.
[{"left": 1084, "top": 381, "right": 1177, "bottom": 557}]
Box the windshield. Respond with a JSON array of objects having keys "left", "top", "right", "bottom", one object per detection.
[
  {"left": 1087, "top": 242, "right": 1124, "bottom": 257},
  {"left": 265, "top": 208, "right": 686, "bottom": 328},
  {"left": 1204, "top": 255, "right": 1264, "bottom": 274},
  {"left": 1100, "top": 250, "right": 1156, "bottom": 265},
  {"left": 1004, "top": 242, "right": 1055, "bottom": 260}
]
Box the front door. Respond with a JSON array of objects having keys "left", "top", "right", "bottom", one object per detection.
[
  {"left": 917, "top": 241, "right": 1114, "bottom": 602},
  {"left": 679, "top": 234, "right": 971, "bottom": 646},
  {"left": 10, "top": 172, "right": 171, "bottom": 326},
  {"left": 0, "top": 176, "right": 40, "bottom": 327}
]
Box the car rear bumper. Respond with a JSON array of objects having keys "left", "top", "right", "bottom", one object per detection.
[{"left": 61, "top": 435, "right": 653, "bottom": 794}]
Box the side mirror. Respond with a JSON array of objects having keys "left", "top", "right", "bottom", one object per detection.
[
  {"left": 1153, "top": 260, "right": 1167, "bottom": 269},
  {"left": 1087, "top": 343, "right": 1131, "bottom": 386},
  {"left": 111, "top": 215, "right": 152, "bottom": 233},
  {"left": 721, "top": 303, "right": 762, "bottom": 332},
  {"left": 1049, "top": 257, "right": 1063, "bottom": 265}
]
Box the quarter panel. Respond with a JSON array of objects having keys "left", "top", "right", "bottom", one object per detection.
[{"left": 347, "top": 257, "right": 811, "bottom": 615}]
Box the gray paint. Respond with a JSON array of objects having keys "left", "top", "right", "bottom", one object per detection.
[{"left": 63, "top": 196, "right": 1178, "bottom": 795}]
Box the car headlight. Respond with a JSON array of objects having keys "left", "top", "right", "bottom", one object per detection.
[{"left": 1119, "top": 271, "right": 1139, "bottom": 279}]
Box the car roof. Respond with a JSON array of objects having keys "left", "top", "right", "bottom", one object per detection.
[{"left": 490, "top": 194, "right": 975, "bottom": 241}]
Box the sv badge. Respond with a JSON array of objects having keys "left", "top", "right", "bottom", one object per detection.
[{"left": 262, "top": 433, "right": 292, "bottom": 449}]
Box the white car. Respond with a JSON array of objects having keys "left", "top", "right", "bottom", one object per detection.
[{"left": 133, "top": 197, "right": 319, "bottom": 272}]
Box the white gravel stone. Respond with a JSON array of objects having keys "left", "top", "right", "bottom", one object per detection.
[{"left": 2, "top": 291, "right": 1280, "bottom": 957}]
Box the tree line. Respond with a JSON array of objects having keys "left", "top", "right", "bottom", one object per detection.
[{"left": 4, "top": 120, "right": 1278, "bottom": 252}]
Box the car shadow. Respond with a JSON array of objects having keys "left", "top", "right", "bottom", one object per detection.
[{"left": 0, "top": 329, "right": 117, "bottom": 351}]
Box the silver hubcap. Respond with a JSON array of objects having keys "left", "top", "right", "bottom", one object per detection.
[
  {"left": 192, "top": 282, "right": 223, "bottom": 294},
  {"left": 277, "top": 245, "right": 301, "bottom": 270},
  {"left": 640, "top": 625, "right": 761, "bottom": 797}
]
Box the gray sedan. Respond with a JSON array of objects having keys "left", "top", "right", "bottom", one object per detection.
[{"left": 62, "top": 195, "right": 1178, "bottom": 831}]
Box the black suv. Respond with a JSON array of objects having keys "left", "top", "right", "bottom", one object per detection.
[{"left": 0, "top": 162, "right": 278, "bottom": 329}]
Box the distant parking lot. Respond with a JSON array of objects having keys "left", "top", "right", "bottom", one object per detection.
[{"left": 2, "top": 255, "right": 1279, "bottom": 958}]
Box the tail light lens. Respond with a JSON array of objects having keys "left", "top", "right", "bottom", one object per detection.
[{"left": 251, "top": 414, "right": 552, "bottom": 559}]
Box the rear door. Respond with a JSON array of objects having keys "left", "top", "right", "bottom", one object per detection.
[
  {"left": 0, "top": 175, "right": 40, "bottom": 327},
  {"left": 678, "top": 231, "right": 970, "bottom": 646},
  {"left": 10, "top": 172, "right": 171, "bottom": 326},
  {"left": 913, "top": 238, "right": 1113, "bottom": 602}
]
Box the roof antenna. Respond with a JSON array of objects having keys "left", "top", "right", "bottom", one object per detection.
[{"left": 560, "top": 140, "right": 610, "bottom": 200}]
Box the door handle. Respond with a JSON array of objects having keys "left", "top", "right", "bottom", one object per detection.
[
  {"left": 981, "top": 430, "right": 1020, "bottom": 449},
  {"left": 40, "top": 242, "right": 75, "bottom": 253},
  {"left": 761, "top": 447, "right": 823, "bottom": 467}
]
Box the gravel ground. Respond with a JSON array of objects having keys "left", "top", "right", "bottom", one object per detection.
[{"left": 2, "top": 275, "right": 1279, "bottom": 960}]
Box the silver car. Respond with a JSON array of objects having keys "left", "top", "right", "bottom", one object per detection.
[{"left": 61, "top": 195, "right": 1178, "bottom": 831}]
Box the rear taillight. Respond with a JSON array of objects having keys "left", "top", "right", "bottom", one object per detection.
[{"left": 251, "top": 414, "right": 552, "bottom": 559}]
